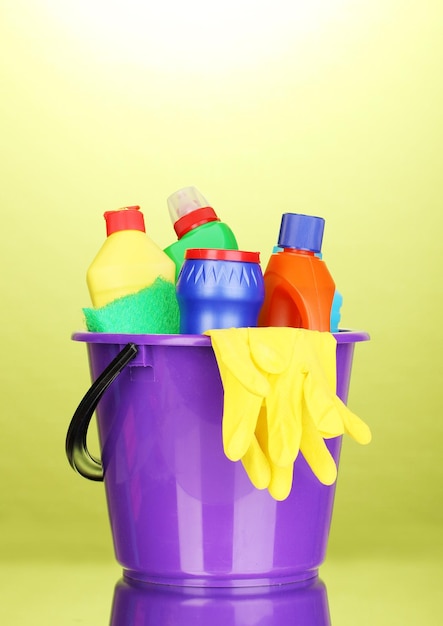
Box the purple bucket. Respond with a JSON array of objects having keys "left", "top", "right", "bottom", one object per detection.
[{"left": 66, "top": 330, "right": 369, "bottom": 587}]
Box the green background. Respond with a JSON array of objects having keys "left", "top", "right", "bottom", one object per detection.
[{"left": 1, "top": 1, "right": 442, "bottom": 623}]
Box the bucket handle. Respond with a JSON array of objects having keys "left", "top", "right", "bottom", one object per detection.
[{"left": 65, "top": 343, "right": 138, "bottom": 482}]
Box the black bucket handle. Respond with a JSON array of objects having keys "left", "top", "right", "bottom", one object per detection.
[{"left": 65, "top": 343, "right": 138, "bottom": 482}]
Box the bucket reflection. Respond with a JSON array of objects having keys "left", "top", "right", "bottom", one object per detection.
[{"left": 110, "top": 575, "right": 331, "bottom": 626}]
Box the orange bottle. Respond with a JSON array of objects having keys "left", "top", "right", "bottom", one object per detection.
[{"left": 258, "top": 213, "right": 335, "bottom": 331}]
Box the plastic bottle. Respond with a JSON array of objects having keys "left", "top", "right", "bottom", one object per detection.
[
  {"left": 330, "top": 290, "right": 343, "bottom": 332},
  {"left": 258, "top": 213, "right": 335, "bottom": 331},
  {"left": 163, "top": 186, "right": 239, "bottom": 280},
  {"left": 86, "top": 205, "right": 176, "bottom": 308},
  {"left": 314, "top": 251, "right": 343, "bottom": 332},
  {"left": 176, "top": 248, "right": 265, "bottom": 334},
  {"left": 272, "top": 245, "right": 343, "bottom": 331}
]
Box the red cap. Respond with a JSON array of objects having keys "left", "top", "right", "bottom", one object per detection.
[
  {"left": 104, "top": 206, "right": 145, "bottom": 236},
  {"left": 174, "top": 206, "right": 219, "bottom": 238},
  {"left": 184, "top": 249, "right": 260, "bottom": 264}
]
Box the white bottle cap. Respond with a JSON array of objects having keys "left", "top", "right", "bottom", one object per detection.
[{"left": 167, "top": 186, "right": 210, "bottom": 224}]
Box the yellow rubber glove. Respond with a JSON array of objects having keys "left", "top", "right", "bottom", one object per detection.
[
  {"left": 206, "top": 327, "right": 371, "bottom": 500},
  {"left": 205, "top": 329, "right": 269, "bottom": 463},
  {"left": 299, "top": 403, "right": 338, "bottom": 486},
  {"left": 211, "top": 327, "right": 337, "bottom": 496},
  {"left": 251, "top": 404, "right": 295, "bottom": 501},
  {"left": 300, "top": 330, "right": 372, "bottom": 444},
  {"left": 250, "top": 328, "right": 371, "bottom": 490},
  {"left": 206, "top": 328, "right": 272, "bottom": 489},
  {"left": 240, "top": 407, "right": 272, "bottom": 491},
  {"left": 250, "top": 328, "right": 372, "bottom": 495},
  {"left": 248, "top": 328, "right": 304, "bottom": 468},
  {"left": 248, "top": 328, "right": 325, "bottom": 498}
]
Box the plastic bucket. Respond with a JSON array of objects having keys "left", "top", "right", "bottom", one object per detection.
[{"left": 66, "top": 330, "right": 369, "bottom": 587}]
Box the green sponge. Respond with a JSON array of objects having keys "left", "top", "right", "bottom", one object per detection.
[{"left": 83, "top": 277, "right": 180, "bottom": 334}]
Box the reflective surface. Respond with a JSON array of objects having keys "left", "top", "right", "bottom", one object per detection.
[
  {"left": 1, "top": 558, "right": 442, "bottom": 625},
  {"left": 110, "top": 575, "right": 330, "bottom": 625}
]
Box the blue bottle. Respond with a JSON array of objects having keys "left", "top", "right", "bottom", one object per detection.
[{"left": 176, "top": 248, "right": 265, "bottom": 334}]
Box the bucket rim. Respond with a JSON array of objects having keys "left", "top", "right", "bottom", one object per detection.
[{"left": 72, "top": 329, "right": 370, "bottom": 346}]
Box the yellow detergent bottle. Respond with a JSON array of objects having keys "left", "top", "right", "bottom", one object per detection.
[{"left": 86, "top": 205, "right": 176, "bottom": 308}]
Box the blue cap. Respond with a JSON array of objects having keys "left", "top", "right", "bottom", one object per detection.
[{"left": 277, "top": 213, "right": 325, "bottom": 253}]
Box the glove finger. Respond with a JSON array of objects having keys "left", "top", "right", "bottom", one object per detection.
[
  {"left": 241, "top": 436, "right": 271, "bottom": 490},
  {"left": 206, "top": 328, "right": 270, "bottom": 397},
  {"left": 302, "top": 330, "right": 338, "bottom": 391},
  {"left": 254, "top": 405, "right": 294, "bottom": 500},
  {"left": 268, "top": 463, "right": 294, "bottom": 501},
  {"left": 333, "top": 396, "right": 372, "bottom": 444},
  {"left": 265, "top": 361, "right": 304, "bottom": 467},
  {"left": 248, "top": 327, "right": 299, "bottom": 374},
  {"left": 301, "top": 335, "right": 371, "bottom": 444},
  {"left": 299, "top": 409, "right": 338, "bottom": 486},
  {"left": 221, "top": 368, "right": 264, "bottom": 461},
  {"left": 303, "top": 371, "right": 344, "bottom": 438}
]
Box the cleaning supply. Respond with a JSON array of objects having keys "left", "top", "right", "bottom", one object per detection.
[
  {"left": 84, "top": 205, "right": 179, "bottom": 334},
  {"left": 163, "top": 186, "right": 239, "bottom": 280},
  {"left": 83, "top": 279, "right": 180, "bottom": 334},
  {"left": 205, "top": 327, "right": 371, "bottom": 500},
  {"left": 176, "top": 249, "right": 265, "bottom": 334},
  {"left": 315, "top": 251, "right": 343, "bottom": 332},
  {"left": 258, "top": 213, "right": 335, "bottom": 331},
  {"left": 271, "top": 243, "right": 344, "bottom": 331},
  {"left": 330, "top": 290, "right": 343, "bottom": 332}
]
